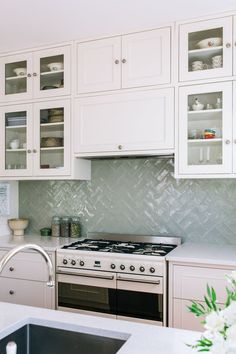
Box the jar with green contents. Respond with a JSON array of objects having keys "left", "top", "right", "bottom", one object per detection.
[
  {"left": 51, "top": 216, "right": 61, "bottom": 237},
  {"left": 70, "top": 217, "right": 81, "bottom": 238},
  {"left": 60, "top": 216, "right": 71, "bottom": 238}
]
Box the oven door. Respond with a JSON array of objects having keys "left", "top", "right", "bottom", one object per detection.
[
  {"left": 116, "top": 273, "right": 163, "bottom": 326},
  {"left": 57, "top": 269, "right": 116, "bottom": 318}
]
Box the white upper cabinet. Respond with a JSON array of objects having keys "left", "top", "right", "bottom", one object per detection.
[
  {"left": 76, "top": 27, "right": 171, "bottom": 94},
  {"left": 121, "top": 28, "right": 171, "bottom": 88},
  {"left": 178, "top": 81, "right": 233, "bottom": 176},
  {"left": 0, "top": 45, "right": 71, "bottom": 102},
  {"left": 179, "top": 17, "right": 233, "bottom": 82},
  {"left": 77, "top": 37, "right": 121, "bottom": 93},
  {"left": 234, "top": 16, "right": 236, "bottom": 76},
  {"left": 74, "top": 88, "right": 174, "bottom": 156}
]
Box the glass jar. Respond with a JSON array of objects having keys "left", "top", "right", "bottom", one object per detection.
[
  {"left": 51, "top": 216, "right": 61, "bottom": 237},
  {"left": 61, "top": 216, "right": 71, "bottom": 238},
  {"left": 70, "top": 217, "right": 81, "bottom": 238}
]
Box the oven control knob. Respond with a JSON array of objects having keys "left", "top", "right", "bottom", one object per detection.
[
  {"left": 130, "top": 265, "right": 135, "bottom": 271},
  {"left": 80, "top": 261, "right": 85, "bottom": 267},
  {"left": 120, "top": 265, "right": 125, "bottom": 270},
  {"left": 71, "top": 260, "right": 76, "bottom": 266},
  {"left": 110, "top": 263, "right": 116, "bottom": 269},
  {"left": 139, "top": 266, "right": 145, "bottom": 272},
  {"left": 63, "top": 259, "right": 68, "bottom": 265},
  {"left": 150, "top": 267, "right": 155, "bottom": 273}
]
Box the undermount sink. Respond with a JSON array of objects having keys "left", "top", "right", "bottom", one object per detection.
[{"left": 0, "top": 323, "right": 127, "bottom": 354}]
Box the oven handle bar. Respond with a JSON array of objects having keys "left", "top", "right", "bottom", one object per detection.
[
  {"left": 117, "top": 275, "right": 161, "bottom": 285},
  {"left": 57, "top": 270, "right": 114, "bottom": 280}
]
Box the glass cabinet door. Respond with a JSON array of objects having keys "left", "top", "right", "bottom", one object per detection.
[
  {"left": 0, "top": 105, "right": 33, "bottom": 176},
  {"left": 179, "top": 17, "right": 232, "bottom": 82},
  {"left": 33, "top": 100, "right": 70, "bottom": 176},
  {"left": 179, "top": 82, "right": 232, "bottom": 175},
  {"left": 0, "top": 54, "right": 33, "bottom": 102},
  {"left": 33, "top": 45, "right": 71, "bottom": 98}
]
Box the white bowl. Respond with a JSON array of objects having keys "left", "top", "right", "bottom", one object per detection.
[
  {"left": 47, "top": 62, "right": 64, "bottom": 71},
  {"left": 192, "top": 103, "right": 204, "bottom": 111},
  {"left": 196, "top": 37, "right": 222, "bottom": 49},
  {"left": 8, "top": 218, "right": 29, "bottom": 236},
  {"left": 13, "top": 68, "right": 27, "bottom": 76}
]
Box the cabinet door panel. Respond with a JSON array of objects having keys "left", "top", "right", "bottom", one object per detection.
[
  {"left": 122, "top": 28, "right": 171, "bottom": 88},
  {"left": 172, "top": 299, "right": 205, "bottom": 331},
  {"left": 77, "top": 37, "right": 121, "bottom": 94},
  {"left": 179, "top": 17, "right": 232, "bottom": 82},
  {"left": 0, "top": 277, "right": 54, "bottom": 308},
  {"left": 0, "top": 53, "right": 33, "bottom": 102},
  {"left": 178, "top": 81, "right": 232, "bottom": 175},
  {"left": 74, "top": 89, "right": 174, "bottom": 155},
  {"left": 233, "top": 81, "right": 236, "bottom": 173}
]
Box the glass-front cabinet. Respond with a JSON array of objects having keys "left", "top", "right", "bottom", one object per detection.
[
  {"left": 0, "top": 45, "right": 70, "bottom": 102},
  {"left": 178, "top": 82, "right": 232, "bottom": 175},
  {"left": 179, "top": 17, "right": 232, "bottom": 81},
  {"left": 0, "top": 100, "right": 70, "bottom": 177}
]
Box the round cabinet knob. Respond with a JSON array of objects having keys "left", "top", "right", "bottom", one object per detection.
[
  {"left": 225, "top": 139, "right": 231, "bottom": 145},
  {"left": 80, "top": 261, "right": 85, "bottom": 267},
  {"left": 110, "top": 263, "right": 116, "bottom": 270},
  {"left": 27, "top": 149, "right": 32, "bottom": 154},
  {"left": 118, "top": 145, "right": 122, "bottom": 150},
  {"left": 122, "top": 59, "right": 127, "bottom": 64},
  {"left": 9, "top": 267, "right": 14, "bottom": 272},
  {"left": 63, "top": 259, "right": 68, "bottom": 265},
  {"left": 234, "top": 139, "right": 236, "bottom": 144},
  {"left": 27, "top": 73, "right": 32, "bottom": 78},
  {"left": 139, "top": 266, "right": 145, "bottom": 272},
  {"left": 114, "top": 59, "right": 120, "bottom": 64},
  {"left": 71, "top": 260, "right": 76, "bottom": 266},
  {"left": 33, "top": 72, "right": 37, "bottom": 76},
  {"left": 226, "top": 43, "right": 231, "bottom": 48},
  {"left": 130, "top": 265, "right": 135, "bottom": 271},
  {"left": 9, "top": 290, "right": 14, "bottom": 295},
  {"left": 33, "top": 149, "right": 37, "bottom": 153},
  {"left": 150, "top": 267, "right": 155, "bottom": 274},
  {"left": 120, "top": 264, "right": 125, "bottom": 270}
]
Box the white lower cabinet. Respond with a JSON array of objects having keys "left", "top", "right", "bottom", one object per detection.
[
  {"left": 169, "top": 263, "right": 233, "bottom": 331},
  {"left": 74, "top": 88, "right": 174, "bottom": 157},
  {"left": 0, "top": 249, "right": 55, "bottom": 309}
]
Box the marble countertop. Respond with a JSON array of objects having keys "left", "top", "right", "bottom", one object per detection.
[
  {"left": 0, "top": 302, "right": 199, "bottom": 354},
  {"left": 0, "top": 234, "right": 77, "bottom": 252},
  {"left": 167, "top": 242, "right": 236, "bottom": 267}
]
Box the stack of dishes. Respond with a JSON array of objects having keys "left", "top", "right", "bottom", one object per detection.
[
  {"left": 41, "top": 137, "right": 64, "bottom": 148},
  {"left": 6, "top": 116, "right": 26, "bottom": 126},
  {"left": 48, "top": 108, "right": 64, "bottom": 123}
]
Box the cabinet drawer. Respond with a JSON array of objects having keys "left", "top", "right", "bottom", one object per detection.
[
  {"left": 0, "top": 277, "right": 55, "bottom": 308},
  {"left": 0, "top": 250, "right": 54, "bottom": 281},
  {"left": 173, "top": 265, "right": 229, "bottom": 303}
]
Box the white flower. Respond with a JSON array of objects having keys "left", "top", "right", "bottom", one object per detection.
[
  {"left": 205, "top": 311, "right": 225, "bottom": 333},
  {"left": 210, "top": 339, "right": 226, "bottom": 354},
  {"left": 222, "top": 302, "right": 236, "bottom": 326},
  {"left": 227, "top": 271, "right": 236, "bottom": 285}
]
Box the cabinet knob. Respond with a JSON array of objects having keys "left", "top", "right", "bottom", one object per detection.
[
  {"left": 9, "top": 290, "right": 14, "bottom": 295},
  {"left": 9, "top": 267, "right": 14, "bottom": 272},
  {"left": 27, "top": 73, "right": 32, "bottom": 78},
  {"left": 118, "top": 145, "right": 122, "bottom": 150},
  {"left": 122, "top": 59, "right": 127, "bottom": 64},
  {"left": 114, "top": 59, "right": 120, "bottom": 64},
  {"left": 33, "top": 149, "right": 37, "bottom": 153},
  {"left": 33, "top": 72, "right": 37, "bottom": 77},
  {"left": 225, "top": 139, "right": 231, "bottom": 145},
  {"left": 27, "top": 149, "right": 32, "bottom": 153},
  {"left": 234, "top": 139, "right": 236, "bottom": 144},
  {"left": 226, "top": 43, "right": 231, "bottom": 48}
]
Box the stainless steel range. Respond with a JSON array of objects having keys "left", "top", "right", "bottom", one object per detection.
[{"left": 56, "top": 233, "right": 181, "bottom": 326}]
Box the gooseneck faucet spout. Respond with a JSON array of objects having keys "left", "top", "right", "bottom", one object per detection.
[{"left": 0, "top": 244, "right": 55, "bottom": 287}]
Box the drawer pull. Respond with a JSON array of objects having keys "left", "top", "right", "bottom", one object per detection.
[
  {"left": 9, "top": 290, "right": 14, "bottom": 295},
  {"left": 9, "top": 267, "right": 14, "bottom": 272}
]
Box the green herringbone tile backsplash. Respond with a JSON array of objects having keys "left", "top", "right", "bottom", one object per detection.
[{"left": 19, "top": 158, "right": 236, "bottom": 244}]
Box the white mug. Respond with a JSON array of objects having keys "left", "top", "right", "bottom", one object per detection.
[{"left": 10, "top": 139, "right": 20, "bottom": 149}]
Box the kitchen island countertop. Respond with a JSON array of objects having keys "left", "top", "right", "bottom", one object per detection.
[{"left": 0, "top": 302, "right": 199, "bottom": 354}]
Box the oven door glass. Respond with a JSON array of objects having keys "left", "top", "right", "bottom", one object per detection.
[
  {"left": 58, "top": 282, "right": 116, "bottom": 315},
  {"left": 116, "top": 289, "right": 163, "bottom": 322}
]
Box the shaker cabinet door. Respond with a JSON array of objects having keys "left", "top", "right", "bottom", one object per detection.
[
  {"left": 122, "top": 27, "right": 171, "bottom": 88},
  {"left": 77, "top": 37, "right": 121, "bottom": 94},
  {"left": 74, "top": 88, "right": 174, "bottom": 156}
]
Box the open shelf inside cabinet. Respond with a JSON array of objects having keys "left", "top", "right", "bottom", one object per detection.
[{"left": 40, "top": 54, "right": 64, "bottom": 91}]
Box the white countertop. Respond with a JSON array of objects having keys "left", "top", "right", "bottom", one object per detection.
[
  {"left": 167, "top": 242, "right": 236, "bottom": 267},
  {"left": 0, "top": 302, "right": 199, "bottom": 354},
  {"left": 0, "top": 234, "right": 76, "bottom": 252}
]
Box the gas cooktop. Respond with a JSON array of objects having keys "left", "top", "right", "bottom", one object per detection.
[{"left": 62, "top": 238, "right": 177, "bottom": 256}]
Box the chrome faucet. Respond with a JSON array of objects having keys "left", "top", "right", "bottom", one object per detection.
[{"left": 0, "top": 244, "right": 55, "bottom": 287}]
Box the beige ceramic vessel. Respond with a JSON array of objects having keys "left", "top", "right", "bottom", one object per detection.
[{"left": 8, "top": 218, "right": 29, "bottom": 236}]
